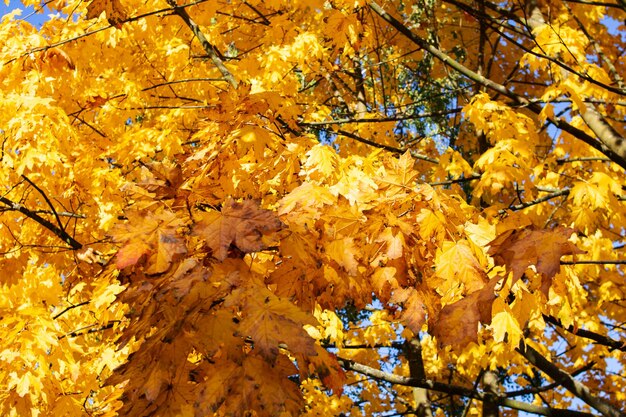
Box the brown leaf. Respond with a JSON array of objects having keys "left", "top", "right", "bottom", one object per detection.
[
  {"left": 238, "top": 286, "right": 317, "bottom": 362},
  {"left": 113, "top": 209, "right": 186, "bottom": 273},
  {"left": 193, "top": 198, "right": 283, "bottom": 261},
  {"left": 135, "top": 161, "right": 184, "bottom": 200},
  {"left": 390, "top": 287, "right": 427, "bottom": 333},
  {"left": 41, "top": 48, "right": 75, "bottom": 70},
  {"left": 488, "top": 226, "right": 584, "bottom": 295},
  {"left": 296, "top": 345, "right": 346, "bottom": 395},
  {"left": 86, "top": 0, "right": 128, "bottom": 27},
  {"left": 432, "top": 277, "right": 500, "bottom": 348}
]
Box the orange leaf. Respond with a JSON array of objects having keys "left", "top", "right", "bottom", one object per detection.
[
  {"left": 116, "top": 240, "right": 151, "bottom": 269},
  {"left": 325, "top": 238, "right": 358, "bottom": 275},
  {"left": 297, "top": 345, "right": 346, "bottom": 395},
  {"left": 41, "top": 48, "right": 75, "bottom": 70}
]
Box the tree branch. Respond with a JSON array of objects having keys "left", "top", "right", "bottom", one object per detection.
[
  {"left": 337, "top": 357, "right": 597, "bottom": 417},
  {"left": 5, "top": 0, "right": 214, "bottom": 66},
  {"left": 517, "top": 344, "right": 625, "bottom": 417},
  {"left": 499, "top": 189, "right": 570, "bottom": 213},
  {"left": 560, "top": 260, "right": 626, "bottom": 265},
  {"left": 336, "top": 129, "right": 438, "bottom": 163},
  {"left": 53, "top": 301, "right": 91, "bottom": 320},
  {"left": 405, "top": 339, "right": 434, "bottom": 417},
  {"left": 367, "top": 1, "right": 626, "bottom": 169},
  {"left": 59, "top": 321, "right": 120, "bottom": 339},
  {"left": 429, "top": 174, "right": 482, "bottom": 186},
  {"left": 165, "top": 0, "right": 238, "bottom": 88},
  {"left": 0, "top": 195, "right": 83, "bottom": 250},
  {"left": 543, "top": 315, "right": 625, "bottom": 352},
  {"left": 506, "top": 362, "right": 596, "bottom": 397},
  {"left": 299, "top": 108, "right": 463, "bottom": 126},
  {"left": 22, "top": 175, "right": 64, "bottom": 233}
]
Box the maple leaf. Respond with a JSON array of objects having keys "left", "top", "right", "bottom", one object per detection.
[
  {"left": 389, "top": 287, "right": 428, "bottom": 333},
  {"left": 41, "top": 48, "right": 75, "bottom": 70},
  {"left": 435, "top": 240, "right": 488, "bottom": 296},
  {"left": 432, "top": 277, "right": 501, "bottom": 347},
  {"left": 325, "top": 237, "right": 359, "bottom": 275},
  {"left": 193, "top": 198, "right": 283, "bottom": 261},
  {"left": 86, "top": 0, "right": 128, "bottom": 27},
  {"left": 488, "top": 226, "right": 585, "bottom": 295},
  {"left": 113, "top": 209, "right": 187, "bottom": 274},
  {"left": 132, "top": 161, "right": 184, "bottom": 200},
  {"left": 296, "top": 345, "right": 346, "bottom": 395},
  {"left": 193, "top": 355, "right": 304, "bottom": 417},
  {"left": 303, "top": 144, "right": 340, "bottom": 181},
  {"left": 237, "top": 285, "right": 318, "bottom": 362},
  {"left": 232, "top": 125, "right": 275, "bottom": 160},
  {"left": 371, "top": 266, "right": 398, "bottom": 302}
]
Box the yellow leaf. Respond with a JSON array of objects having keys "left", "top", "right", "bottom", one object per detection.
[
  {"left": 435, "top": 240, "right": 487, "bottom": 297},
  {"left": 326, "top": 238, "right": 358, "bottom": 275},
  {"left": 491, "top": 310, "right": 523, "bottom": 346},
  {"left": 303, "top": 144, "right": 339, "bottom": 181},
  {"left": 16, "top": 372, "right": 31, "bottom": 397}
]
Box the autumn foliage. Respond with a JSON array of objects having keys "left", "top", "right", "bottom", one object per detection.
[{"left": 0, "top": 0, "right": 625, "bottom": 416}]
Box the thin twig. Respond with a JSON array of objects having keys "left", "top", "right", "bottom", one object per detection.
[
  {"left": 166, "top": 0, "right": 238, "bottom": 88},
  {"left": 0, "top": 195, "right": 82, "bottom": 249},
  {"left": 543, "top": 315, "right": 625, "bottom": 352},
  {"left": 499, "top": 189, "right": 570, "bottom": 213},
  {"left": 561, "top": 260, "right": 626, "bottom": 265},
  {"left": 53, "top": 301, "right": 91, "bottom": 320}
]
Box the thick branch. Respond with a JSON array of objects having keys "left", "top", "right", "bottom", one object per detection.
[
  {"left": 405, "top": 339, "right": 434, "bottom": 417},
  {"left": 482, "top": 371, "right": 500, "bottom": 417},
  {"left": 517, "top": 344, "right": 625, "bottom": 417}
]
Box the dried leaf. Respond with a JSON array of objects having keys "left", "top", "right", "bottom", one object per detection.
[
  {"left": 86, "top": 0, "right": 128, "bottom": 27},
  {"left": 193, "top": 198, "right": 283, "bottom": 261},
  {"left": 238, "top": 286, "right": 317, "bottom": 362},
  {"left": 488, "top": 226, "right": 584, "bottom": 295},
  {"left": 432, "top": 277, "right": 501, "bottom": 347}
]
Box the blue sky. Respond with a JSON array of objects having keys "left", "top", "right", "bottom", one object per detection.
[{"left": 1, "top": 1, "right": 50, "bottom": 27}]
